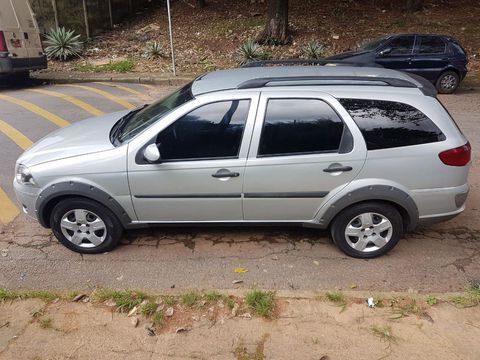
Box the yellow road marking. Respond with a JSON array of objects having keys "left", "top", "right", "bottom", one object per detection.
[
  {"left": 29, "top": 88, "right": 104, "bottom": 117},
  {"left": 0, "top": 94, "right": 70, "bottom": 128},
  {"left": 0, "top": 120, "right": 33, "bottom": 150},
  {"left": 0, "top": 187, "right": 19, "bottom": 224},
  {"left": 94, "top": 82, "right": 146, "bottom": 98},
  {"left": 139, "top": 83, "right": 156, "bottom": 90},
  {"left": 63, "top": 84, "right": 136, "bottom": 110}
]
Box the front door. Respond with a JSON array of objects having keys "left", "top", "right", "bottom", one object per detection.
[
  {"left": 375, "top": 35, "right": 416, "bottom": 72},
  {"left": 242, "top": 91, "right": 367, "bottom": 221},
  {"left": 128, "top": 93, "right": 259, "bottom": 222}
]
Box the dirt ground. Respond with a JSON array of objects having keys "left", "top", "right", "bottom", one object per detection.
[{"left": 0, "top": 293, "right": 479, "bottom": 360}]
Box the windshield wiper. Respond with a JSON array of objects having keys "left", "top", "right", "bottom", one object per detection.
[{"left": 111, "top": 104, "right": 149, "bottom": 146}]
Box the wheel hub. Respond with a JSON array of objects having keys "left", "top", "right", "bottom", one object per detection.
[{"left": 60, "top": 209, "right": 107, "bottom": 248}]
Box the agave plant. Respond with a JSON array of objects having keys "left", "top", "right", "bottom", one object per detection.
[
  {"left": 143, "top": 41, "right": 164, "bottom": 59},
  {"left": 236, "top": 39, "right": 270, "bottom": 65},
  {"left": 44, "top": 27, "right": 83, "bottom": 61},
  {"left": 302, "top": 41, "right": 326, "bottom": 59}
]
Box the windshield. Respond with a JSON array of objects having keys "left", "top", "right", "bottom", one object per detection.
[
  {"left": 116, "top": 81, "right": 194, "bottom": 144},
  {"left": 359, "top": 36, "right": 388, "bottom": 50}
]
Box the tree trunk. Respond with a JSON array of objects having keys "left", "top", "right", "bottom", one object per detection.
[
  {"left": 256, "top": 0, "right": 290, "bottom": 45},
  {"left": 196, "top": 0, "right": 206, "bottom": 8},
  {"left": 405, "top": 0, "right": 423, "bottom": 12}
]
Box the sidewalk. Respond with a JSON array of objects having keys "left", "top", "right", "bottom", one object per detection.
[
  {"left": 31, "top": 70, "right": 194, "bottom": 86},
  {"left": 1, "top": 290, "right": 479, "bottom": 359}
]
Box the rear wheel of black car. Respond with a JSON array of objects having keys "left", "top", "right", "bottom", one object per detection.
[{"left": 436, "top": 71, "right": 460, "bottom": 94}]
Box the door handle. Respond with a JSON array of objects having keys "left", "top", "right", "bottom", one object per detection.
[
  {"left": 212, "top": 169, "right": 240, "bottom": 178},
  {"left": 323, "top": 166, "right": 353, "bottom": 173}
]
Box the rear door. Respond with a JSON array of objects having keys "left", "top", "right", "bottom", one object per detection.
[
  {"left": 410, "top": 36, "right": 449, "bottom": 82},
  {"left": 242, "top": 91, "right": 367, "bottom": 222},
  {"left": 375, "top": 35, "right": 416, "bottom": 72},
  {"left": 0, "top": 0, "right": 29, "bottom": 58},
  {"left": 11, "top": 0, "right": 43, "bottom": 58}
]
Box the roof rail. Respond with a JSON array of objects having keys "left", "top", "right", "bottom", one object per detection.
[
  {"left": 237, "top": 75, "right": 437, "bottom": 97},
  {"left": 240, "top": 59, "right": 383, "bottom": 68}
]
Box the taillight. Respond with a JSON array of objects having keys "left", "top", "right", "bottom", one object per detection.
[
  {"left": 439, "top": 142, "right": 471, "bottom": 166},
  {"left": 0, "top": 31, "right": 7, "bottom": 52}
]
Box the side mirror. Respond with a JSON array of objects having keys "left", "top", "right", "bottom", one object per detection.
[
  {"left": 143, "top": 143, "right": 161, "bottom": 163},
  {"left": 379, "top": 48, "right": 392, "bottom": 56}
]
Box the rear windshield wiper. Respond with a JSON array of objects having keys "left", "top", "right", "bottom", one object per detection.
[{"left": 110, "top": 104, "right": 149, "bottom": 146}]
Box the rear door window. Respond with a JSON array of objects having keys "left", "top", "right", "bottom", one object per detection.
[
  {"left": 258, "top": 98, "right": 344, "bottom": 157},
  {"left": 339, "top": 99, "right": 445, "bottom": 150},
  {"left": 385, "top": 35, "right": 415, "bottom": 55},
  {"left": 417, "top": 36, "right": 446, "bottom": 54}
]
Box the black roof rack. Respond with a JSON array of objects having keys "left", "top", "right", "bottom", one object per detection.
[
  {"left": 240, "top": 59, "right": 383, "bottom": 68},
  {"left": 237, "top": 75, "right": 437, "bottom": 97}
]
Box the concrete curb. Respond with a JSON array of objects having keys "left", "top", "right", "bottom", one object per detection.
[{"left": 31, "top": 70, "right": 194, "bottom": 86}]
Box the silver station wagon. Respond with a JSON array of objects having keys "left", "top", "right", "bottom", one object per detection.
[{"left": 14, "top": 63, "right": 471, "bottom": 258}]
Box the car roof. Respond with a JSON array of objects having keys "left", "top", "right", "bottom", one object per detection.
[{"left": 191, "top": 66, "right": 435, "bottom": 97}]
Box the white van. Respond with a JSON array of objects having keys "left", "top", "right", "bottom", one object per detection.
[{"left": 0, "top": 0, "right": 46, "bottom": 76}]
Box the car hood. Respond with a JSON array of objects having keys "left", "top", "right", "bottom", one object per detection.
[{"left": 17, "top": 110, "right": 129, "bottom": 167}]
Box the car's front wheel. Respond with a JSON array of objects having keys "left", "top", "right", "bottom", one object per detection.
[
  {"left": 50, "top": 197, "right": 123, "bottom": 254},
  {"left": 330, "top": 202, "right": 403, "bottom": 258},
  {"left": 436, "top": 71, "right": 460, "bottom": 94}
]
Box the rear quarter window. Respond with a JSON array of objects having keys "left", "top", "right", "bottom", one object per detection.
[{"left": 339, "top": 99, "right": 446, "bottom": 150}]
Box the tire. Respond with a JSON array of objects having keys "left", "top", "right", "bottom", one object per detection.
[
  {"left": 330, "top": 202, "right": 403, "bottom": 258},
  {"left": 50, "top": 197, "right": 123, "bottom": 254},
  {"left": 435, "top": 71, "right": 460, "bottom": 94}
]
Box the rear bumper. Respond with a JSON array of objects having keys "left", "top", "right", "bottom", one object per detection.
[{"left": 0, "top": 55, "right": 47, "bottom": 74}]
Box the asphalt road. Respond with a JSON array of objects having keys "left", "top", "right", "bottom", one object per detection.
[{"left": 0, "top": 82, "right": 479, "bottom": 293}]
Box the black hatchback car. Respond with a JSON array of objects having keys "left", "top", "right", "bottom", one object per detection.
[{"left": 327, "top": 34, "right": 468, "bottom": 94}]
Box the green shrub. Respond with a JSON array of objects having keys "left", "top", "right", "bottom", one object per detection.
[
  {"left": 143, "top": 41, "right": 164, "bottom": 59},
  {"left": 236, "top": 39, "right": 271, "bottom": 65},
  {"left": 44, "top": 27, "right": 83, "bottom": 61},
  {"left": 302, "top": 41, "right": 325, "bottom": 59},
  {"left": 245, "top": 290, "right": 275, "bottom": 318}
]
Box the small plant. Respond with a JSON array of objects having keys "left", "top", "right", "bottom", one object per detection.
[
  {"left": 180, "top": 291, "right": 201, "bottom": 307},
  {"left": 143, "top": 41, "right": 164, "bottom": 59},
  {"left": 140, "top": 301, "right": 158, "bottom": 316},
  {"left": 450, "top": 284, "right": 480, "bottom": 307},
  {"left": 236, "top": 39, "right": 271, "bottom": 65},
  {"left": 302, "top": 41, "right": 325, "bottom": 59},
  {"left": 245, "top": 290, "right": 275, "bottom": 318},
  {"left": 39, "top": 317, "right": 52, "bottom": 329},
  {"left": 370, "top": 325, "right": 397, "bottom": 344},
  {"left": 162, "top": 295, "right": 177, "bottom": 307},
  {"left": 44, "top": 27, "right": 83, "bottom": 61},
  {"left": 152, "top": 310, "right": 165, "bottom": 327},
  {"left": 426, "top": 295, "right": 438, "bottom": 306},
  {"left": 325, "top": 291, "right": 346, "bottom": 304},
  {"left": 0, "top": 288, "right": 18, "bottom": 301}
]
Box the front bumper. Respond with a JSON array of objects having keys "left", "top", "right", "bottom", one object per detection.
[
  {"left": 0, "top": 54, "right": 47, "bottom": 75},
  {"left": 13, "top": 180, "right": 40, "bottom": 222}
]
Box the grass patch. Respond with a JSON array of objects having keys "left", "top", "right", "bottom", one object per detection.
[
  {"left": 0, "top": 289, "right": 18, "bottom": 301},
  {"left": 93, "top": 289, "right": 148, "bottom": 312},
  {"left": 0, "top": 289, "right": 61, "bottom": 302},
  {"left": 245, "top": 290, "right": 275, "bottom": 318},
  {"left": 370, "top": 325, "right": 397, "bottom": 344},
  {"left": 152, "top": 310, "right": 165, "bottom": 327},
  {"left": 180, "top": 291, "right": 201, "bottom": 307},
  {"left": 450, "top": 285, "right": 480, "bottom": 308},
  {"left": 162, "top": 295, "right": 177, "bottom": 307},
  {"left": 39, "top": 317, "right": 52, "bottom": 329},
  {"left": 75, "top": 60, "right": 135, "bottom": 73},
  {"left": 325, "top": 291, "right": 346, "bottom": 304},
  {"left": 203, "top": 291, "right": 224, "bottom": 302},
  {"left": 426, "top": 295, "right": 438, "bottom": 306},
  {"left": 140, "top": 301, "right": 158, "bottom": 316}
]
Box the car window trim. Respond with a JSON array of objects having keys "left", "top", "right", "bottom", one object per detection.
[
  {"left": 256, "top": 97, "right": 347, "bottom": 158},
  {"left": 135, "top": 98, "right": 252, "bottom": 164}
]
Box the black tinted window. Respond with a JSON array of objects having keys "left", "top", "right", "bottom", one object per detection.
[
  {"left": 339, "top": 99, "right": 445, "bottom": 150},
  {"left": 259, "top": 99, "right": 344, "bottom": 156},
  {"left": 418, "top": 36, "right": 446, "bottom": 54},
  {"left": 386, "top": 35, "right": 414, "bottom": 55},
  {"left": 157, "top": 100, "right": 250, "bottom": 161}
]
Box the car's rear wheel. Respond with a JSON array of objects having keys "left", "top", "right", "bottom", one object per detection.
[
  {"left": 330, "top": 202, "right": 403, "bottom": 258},
  {"left": 436, "top": 71, "right": 460, "bottom": 94},
  {"left": 50, "top": 197, "right": 123, "bottom": 254}
]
